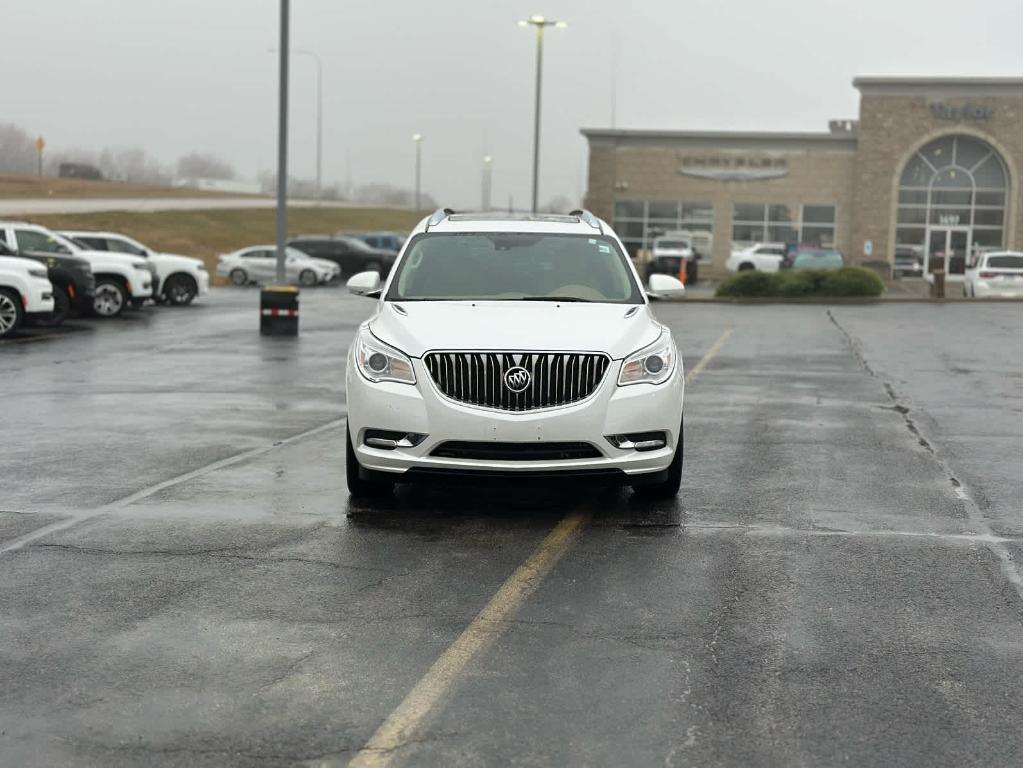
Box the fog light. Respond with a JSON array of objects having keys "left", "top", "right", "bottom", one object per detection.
[
  {"left": 605, "top": 431, "right": 668, "bottom": 452},
  {"left": 367, "top": 352, "right": 388, "bottom": 372},
  {"left": 364, "top": 429, "right": 427, "bottom": 449}
]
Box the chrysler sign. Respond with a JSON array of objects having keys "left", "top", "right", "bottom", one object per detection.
[{"left": 929, "top": 103, "right": 994, "bottom": 121}]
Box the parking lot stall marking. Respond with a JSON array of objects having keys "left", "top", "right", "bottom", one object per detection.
[
  {"left": 344, "top": 326, "right": 735, "bottom": 768},
  {"left": 0, "top": 417, "right": 346, "bottom": 555}
]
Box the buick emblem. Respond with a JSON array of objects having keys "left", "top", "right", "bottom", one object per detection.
[{"left": 504, "top": 366, "right": 531, "bottom": 393}]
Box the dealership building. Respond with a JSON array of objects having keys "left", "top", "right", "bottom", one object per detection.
[{"left": 582, "top": 77, "right": 1023, "bottom": 277}]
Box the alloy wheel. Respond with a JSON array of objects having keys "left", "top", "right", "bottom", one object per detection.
[
  {"left": 166, "top": 275, "right": 197, "bottom": 305},
  {"left": 0, "top": 293, "right": 18, "bottom": 335},
  {"left": 93, "top": 284, "right": 124, "bottom": 317}
]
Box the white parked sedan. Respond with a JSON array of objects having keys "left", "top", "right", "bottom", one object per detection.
[
  {"left": 725, "top": 242, "right": 787, "bottom": 273},
  {"left": 963, "top": 251, "right": 1023, "bottom": 298},
  {"left": 344, "top": 208, "right": 687, "bottom": 500},
  {"left": 216, "top": 246, "right": 339, "bottom": 286}
]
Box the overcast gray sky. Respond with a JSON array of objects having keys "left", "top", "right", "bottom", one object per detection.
[{"left": 4, "top": 0, "right": 1022, "bottom": 208}]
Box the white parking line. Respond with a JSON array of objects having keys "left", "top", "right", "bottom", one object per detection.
[{"left": 0, "top": 417, "right": 345, "bottom": 555}]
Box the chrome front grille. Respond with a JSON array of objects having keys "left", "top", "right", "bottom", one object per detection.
[{"left": 424, "top": 351, "right": 611, "bottom": 411}]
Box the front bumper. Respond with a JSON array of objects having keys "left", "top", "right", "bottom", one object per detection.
[
  {"left": 346, "top": 352, "right": 684, "bottom": 479},
  {"left": 198, "top": 269, "right": 210, "bottom": 295},
  {"left": 24, "top": 278, "right": 54, "bottom": 314}
]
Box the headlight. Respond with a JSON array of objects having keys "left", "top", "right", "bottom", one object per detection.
[
  {"left": 618, "top": 330, "right": 676, "bottom": 386},
  {"left": 133, "top": 263, "right": 149, "bottom": 271},
  {"left": 356, "top": 328, "right": 416, "bottom": 385},
  {"left": 28, "top": 267, "right": 48, "bottom": 279},
  {"left": 196, "top": 264, "right": 208, "bottom": 271}
]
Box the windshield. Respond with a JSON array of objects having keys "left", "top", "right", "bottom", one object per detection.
[
  {"left": 342, "top": 236, "right": 375, "bottom": 253},
  {"left": 385, "top": 232, "right": 643, "bottom": 303},
  {"left": 793, "top": 250, "right": 844, "bottom": 269},
  {"left": 986, "top": 255, "right": 1023, "bottom": 269}
]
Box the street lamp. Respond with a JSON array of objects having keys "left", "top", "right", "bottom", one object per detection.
[
  {"left": 274, "top": 0, "right": 290, "bottom": 285},
  {"left": 269, "top": 46, "right": 322, "bottom": 196},
  {"left": 518, "top": 14, "right": 567, "bottom": 213},
  {"left": 412, "top": 133, "right": 423, "bottom": 211},
  {"left": 482, "top": 155, "right": 493, "bottom": 211}
]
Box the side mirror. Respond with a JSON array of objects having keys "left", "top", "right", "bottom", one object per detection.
[
  {"left": 347, "top": 270, "right": 382, "bottom": 298},
  {"left": 647, "top": 273, "right": 686, "bottom": 301}
]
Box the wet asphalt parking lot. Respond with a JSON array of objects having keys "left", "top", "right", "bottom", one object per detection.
[{"left": 3, "top": 289, "right": 1023, "bottom": 767}]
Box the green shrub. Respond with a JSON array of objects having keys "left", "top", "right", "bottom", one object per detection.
[
  {"left": 714, "top": 271, "right": 776, "bottom": 298},
  {"left": 715, "top": 266, "right": 884, "bottom": 299},
  {"left": 820, "top": 267, "right": 885, "bottom": 297}
]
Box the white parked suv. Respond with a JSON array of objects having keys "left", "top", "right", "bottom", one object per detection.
[
  {"left": 0, "top": 255, "right": 54, "bottom": 339},
  {"left": 0, "top": 223, "right": 152, "bottom": 317},
  {"left": 963, "top": 251, "right": 1023, "bottom": 298},
  {"left": 725, "top": 242, "right": 787, "bottom": 273},
  {"left": 344, "top": 209, "right": 687, "bottom": 499},
  {"left": 60, "top": 231, "right": 209, "bottom": 306}
]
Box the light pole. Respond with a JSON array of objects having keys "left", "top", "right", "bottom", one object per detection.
[
  {"left": 412, "top": 133, "right": 423, "bottom": 211},
  {"left": 482, "top": 155, "right": 493, "bottom": 211},
  {"left": 518, "top": 15, "right": 566, "bottom": 213},
  {"left": 269, "top": 47, "right": 322, "bottom": 196},
  {"left": 274, "top": 0, "right": 289, "bottom": 285}
]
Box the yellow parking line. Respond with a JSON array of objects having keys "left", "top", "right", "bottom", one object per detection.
[
  {"left": 346, "top": 510, "right": 591, "bottom": 768},
  {"left": 344, "top": 326, "right": 734, "bottom": 768},
  {"left": 686, "top": 327, "right": 733, "bottom": 384}
]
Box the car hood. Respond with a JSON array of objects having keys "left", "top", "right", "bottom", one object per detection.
[
  {"left": 368, "top": 300, "right": 662, "bottom": 360},
  {"left": 155, "top": 252, "right": 205, "bottom": 268},
  {"left": 73, "top": 249, "right": 146, "bottom": 270}
]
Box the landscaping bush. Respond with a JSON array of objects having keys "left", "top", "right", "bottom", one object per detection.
[
  {"left": 715, "top": 266, "right": 884, "bottom": 299},
  {"left": 714, "top": 271, "right": 776, "bottom": 298},
  {"left": 820, "top": 267, "right": 886, "bottom": 297}
]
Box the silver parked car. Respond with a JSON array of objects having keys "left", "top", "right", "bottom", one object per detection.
[{"left": 216, "top": 246, "right": 339, "bottom": 286}]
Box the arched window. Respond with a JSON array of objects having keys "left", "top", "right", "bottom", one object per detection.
[{"left": 896, "top": 135, "right": 1008, "bottom": 257}]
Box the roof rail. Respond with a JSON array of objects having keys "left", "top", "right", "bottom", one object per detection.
[
  {"left": 569, "top": 209, "right": 603, "bottom": 233},
  {"left": 425, "top": 207, "right": 455, "bottom": 231}
]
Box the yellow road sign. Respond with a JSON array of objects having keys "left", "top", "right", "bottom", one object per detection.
[{"left": 35, "top": 136, "right": 45, "bottom": 153}]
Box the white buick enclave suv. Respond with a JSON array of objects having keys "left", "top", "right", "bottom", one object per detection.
[{"left": 345, "top": 209, "right": 686, "bottom": 499}]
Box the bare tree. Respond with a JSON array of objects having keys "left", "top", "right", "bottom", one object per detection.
[
  {"left": 177, "top": 152, "right": 236, "bottom": 180},
  {"left": 0, "top": 123, "right": 39, "bottom": 174}
]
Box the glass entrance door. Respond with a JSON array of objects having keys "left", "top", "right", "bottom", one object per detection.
[{"left": 926, "top": 228, "right": 971, "bottom": 279}]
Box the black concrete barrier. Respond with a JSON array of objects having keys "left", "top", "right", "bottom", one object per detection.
[{"left": 260, "top": 287, "right": 299, "bottom": 336}]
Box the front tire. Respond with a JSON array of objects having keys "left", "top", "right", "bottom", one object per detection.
[
  {"left": 35, "top": 284, "right": 70, "bottom": 327},
  {"left": 299, "top": 269, "right": 318, "bottom": 287},
  {"left": 738, "top": 262, "right": 755, "bottom": 272},
  {"left": 631, "top": 419, "right": 683, "bottom": 500},
  {"left": 164, "top": 273, "right": 198, "bottom": 305},
  {"left": 230, "top": 268, "right": 249, "bottom": 286},
  {"left": 346, "top": 423, "right": 395, "bottom": 498},
  {"left": 0, "top": 288, "right": 24, "bottom": 339},
  {"left": 92, "top": 278, "right": 127, "bottom": 317}
]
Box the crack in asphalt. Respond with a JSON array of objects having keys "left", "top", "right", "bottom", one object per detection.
[{"left": 827, "top": 308, "right": 1023, "bottom": 609}]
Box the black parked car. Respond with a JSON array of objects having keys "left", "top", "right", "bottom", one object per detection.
[
  {"left": 288, "top": 235, "right": 397, "bottom": 278},
  {"left": 893, "top": 246, "right": 924, "bottom": 279},
  {"left": 0, "top": 240, "right": 94, "bottom": 325}
]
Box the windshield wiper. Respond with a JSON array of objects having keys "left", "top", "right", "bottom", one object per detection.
[{"left": 519, "top": 296, "right": 592, "bottom": 302}]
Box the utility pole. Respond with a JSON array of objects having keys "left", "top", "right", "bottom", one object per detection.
[
  {"left": 275, "top": 0, "right": 289, "bottom": 284},
  {"left": 519, "top": 15, "right": 566, "bottom": 213},
  {"left": 268, "top": 47, "right": 321, "bottom": 196},
  {"left": 412, "top": 134, "right": 423, "bottom": 211}
]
